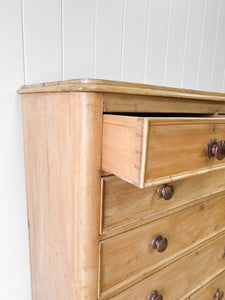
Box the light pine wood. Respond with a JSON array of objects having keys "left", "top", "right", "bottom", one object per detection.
[
  {"left": 102, "top": 116, "right": 148, "bottom": 187},
  {"left": 145, "top": 117, "right": 225, "bottom": 184},
  {"left": 19, "top": 79, "right": 225, "bottom": 300},
  {"left": 99, "top": 194, "right": 225, "bottom": 297},
  {"left": 101, "top": 168, "right": 225, "bottom": 235},
  {"left": 184, "top": 269, "right": 225, "bottom": 299},
  {"left": 104, "top": 93, "right": 225, "bottom": 114},
  {"left": 109, "top": 233, "right": 225, "bottom": 300},
  {"left": 18, "top": 79, "right": 225, "bottom": 103},
  {"left": 99, "top": 191, "right": 225, "bottom": 242},
  {"left": 22, "top": 92, "right": 103, "bottom": 300},
  {"left": 102, "top": 115, "right": 225, "bottom": 188}
]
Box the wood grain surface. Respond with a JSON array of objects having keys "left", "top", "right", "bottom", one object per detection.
[
  {"left": 184, "top": 269, "right": 225, "bottom": 299},
  {"left": 108, "top": 233, "right": 225, "bottom": 300},
  {"left": 99, "top": 193, "right": 225, "bottom": 297},
  {"left": 22, "top": 91, "right": 103, "bottom": 300},
  {"left": 18, "top": 79, "right": 225, "bottom": 103},
  {"left": 103, "top": 93, "right": 225, "bottom": 114},
  {"left": 101, "top": 168, "right": 225, "bottom": 236},
  {"left": 20, "top": 80, "right": 225, "bottom": 300},
  {"left": 102, "top": 115, "right": 225, "bottom": 188},
  {"left": 102, "top": 115, "right": 148, "bottom": 187}
]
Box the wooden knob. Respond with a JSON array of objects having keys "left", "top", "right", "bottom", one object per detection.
[
  {"left": 206, "top": 139, "right": 225, "bottom": 160},
  {"left": 152, "top": 235, "right": 168, "bottom": 253},
  {"left": 157, "top": 184, "right": 174, "bottom": 200},
  {"left": 148, "top": 290, "right": 163, "bottom": 300},
  {"left": 214, "top": 288, "right": 224, "bottom": 300}
]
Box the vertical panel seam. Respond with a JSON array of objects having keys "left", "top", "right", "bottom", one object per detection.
[
  {"left": 143, "top": 0, "right": 151, "bottom": 84},
  {"left": 61, "top": 0, "right": 64, "bottom": 80},
  {"left": 93, "top": 0, "right": 98, "bottom": 78},
  {"left": 180, "top": 0, "right": 191, "bottom": 88},
  {"left": 210, "top": 0, "right": 221, "bottom": 91},
  {"left": 21, "top": 0, "right": 26, "bottom": 85},
  {"left": 221, "top": 69, "right": 225, "bottom": 92},
  {"left": 120, "top": 0, "right": 126, "bottom": 81},
  {"left": 195, "top": 0, "right": 207, "bottom": 90},
  {"left": 163, "top": 0, "right": 172, "bottom": 86}
]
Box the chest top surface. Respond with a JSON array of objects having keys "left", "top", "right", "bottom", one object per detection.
[{"left": 18, "top": 78, "right": 225, "bottom": 101}]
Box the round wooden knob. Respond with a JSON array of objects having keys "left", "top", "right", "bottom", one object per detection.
[
  {"left": 152, "top": 235, "right": 168, "bottom": 253},
  {"left": 206, "top": 139, "right": 225, "bottom": 160},
  {"left": 148, "top": 290, "right": 163, "bottom": 300},
  {"left": 214, "top": 288, "right": 224, "bottom": 300},
  {"left": 157, "top": 184, "right": 174, "bottom": 200}
]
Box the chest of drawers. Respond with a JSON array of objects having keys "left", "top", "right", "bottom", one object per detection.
[{"left": 18, "top": 79, "right": 225, "bottom": 300}]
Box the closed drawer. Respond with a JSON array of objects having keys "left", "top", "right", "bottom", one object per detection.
[
  {"left": 102, "top": 115, "right": 225, "bottom": 188},
  {"left": 107, "top": 233, "right": 225, "bottom": 300},
  {"left": 99, "top": 193, "right": 225, "bottom": 298},
  {"left": 185, "top": 269, "right": 225, "bottom": 300},
  {"left": 101, "top": 168, "right": 225, "bottom": 234}
]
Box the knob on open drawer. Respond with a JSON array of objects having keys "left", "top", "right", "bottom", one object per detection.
[{"left": 102, "top": 115, "right": 225, "bottom": 188}]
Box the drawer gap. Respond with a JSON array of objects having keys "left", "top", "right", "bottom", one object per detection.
[{"left": 103, "top": 112, "right": 218, "bottom": 117}]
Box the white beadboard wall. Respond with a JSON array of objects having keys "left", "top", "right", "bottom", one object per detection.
[{"left": 1, "top": 0, "right": 225, "bottom": 299}]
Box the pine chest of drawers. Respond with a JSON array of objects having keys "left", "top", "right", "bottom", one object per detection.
[{"left": 18, "top": 79, "right": 225, "bottom": 300}]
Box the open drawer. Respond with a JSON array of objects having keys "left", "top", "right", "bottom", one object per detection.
[{"left": 102, "top": 115, "right": 225, "bottom": 188}]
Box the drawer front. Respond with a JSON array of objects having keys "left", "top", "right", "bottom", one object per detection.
[
  {"left": 108, "top": 233, "right": 225, "bottom": 300},
  {"left": 185, "top": 269, "right": 225, "bottom": 300},
  {"left": 101, "top": 168, "right": 225, "bottom": 233},
  {"left": 102, "top": 115, "right": 225, "bottom": 188},
  {"left": 99, "top": 193, "right": 225, "bottom": 296}
]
